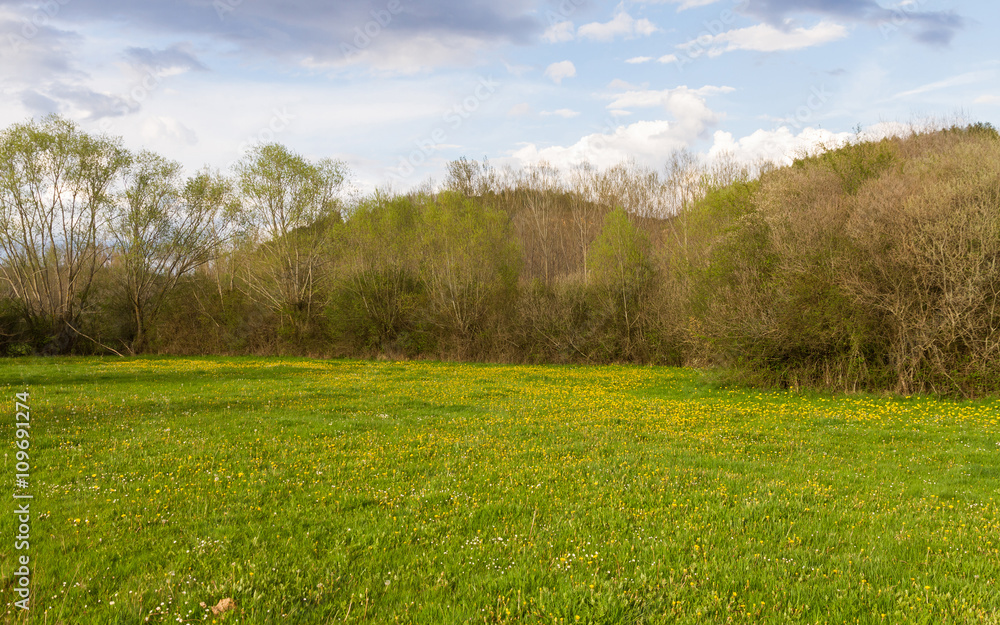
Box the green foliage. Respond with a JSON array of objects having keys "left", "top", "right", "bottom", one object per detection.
[
  {"left": 329, "top": 194, "right": 428, "bottom": 355},
  {"left": 586, "top": 207, "right": 657, "bottom": 360},
  {"left": 695, "top": 125, "right": 1000, "bottom": 395},
  {"left": 0, "top": 115, "right": 129, "bottom": 352},
  {"left": 330, "top": 191, "right": 520, "bottom": 358},
  {"left": 0, "top": 117, "right": 998, "bottom": 392},
  {"left": 795, "top": 137, "right": 898, "bottom": 195},
  {"left": 418, "top": 191, "right": 520, "bottom": 345},
  {"left": 234, "top": 143, "right": 349, "bottom": 343},
  {"left": 948, "top": 121, "right": 999, "bottom": 140},
  {"left": 589, "top": 207, "right": 654, "bottom": 291}
]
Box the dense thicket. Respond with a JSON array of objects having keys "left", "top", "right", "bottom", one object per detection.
[{"left": 2, "top": 115, "right": 998, "bottom": 396}]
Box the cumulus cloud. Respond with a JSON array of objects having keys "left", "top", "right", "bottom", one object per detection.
[
  {"left": 607, "top": 85, "right": 735, "bottom": 112},
  {"left": 707, "top": 121, "right": 920, "bottom": 167},
  {"left": 511, "top": 119, "right": 681, "bottom": 170},
  {"left": 141, "top": 116, "right": 198, "bottom": 146},
  {"left": 510, "top": 85, "right": 730, "bottom": 170},
  {"left": 578, "top": 11, "right": 658, "bottom": 42},
  {"left": 544, "top": 60, "right": 576, "bottom": 84},
  {"left": 542, "top": 20, "right": 575, "bottom": 43},
  {"left": 510, "top": 113, "right": 919, "bottom": 185},
  {"left": 607, "top": 79, "right": 647, "bottom": 91},
  {"left": 707, "top": 126, "right": 850, "bottom": 165}
]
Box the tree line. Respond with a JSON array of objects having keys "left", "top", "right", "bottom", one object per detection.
[{"left": 2, "top": 115, "right": 998, "bottom": 396}]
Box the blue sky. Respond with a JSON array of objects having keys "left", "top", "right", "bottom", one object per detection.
[{"left": 1, "top": 0, "right": 997, "bottom": 190}]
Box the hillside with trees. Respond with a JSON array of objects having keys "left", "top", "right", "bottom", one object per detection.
[{"left": 2, "top": 115, "right": 998, "bottom": 396}]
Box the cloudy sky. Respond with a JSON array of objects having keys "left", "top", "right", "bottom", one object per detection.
[{"left": 1, "top": 0, "right": 997, "bottom": 190}]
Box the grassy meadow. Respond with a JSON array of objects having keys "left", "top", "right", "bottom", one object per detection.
[{"left": 2, "top": 356, "right": 999, "bottom": 624}]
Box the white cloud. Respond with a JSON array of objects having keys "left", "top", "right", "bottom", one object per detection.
[
  {"left": 707, "top": 127, "right": 851, "bottom": 166},
  {"left": 657, "top": 54, "right": 680, "bottom": 64},
  {"left": 544, "top": 60, "right": 577, "bottom": 84},
  {"left": 626, "top": 56, "right": 653, "bottom": 64},
  {"left": 974, "top": 95, "right": 1000, "bottom": 105},
  {"left": 858, "top": 121, "right": 922, "bottom": 141},
  {"left": 707, "top": 121, "right": 918, "bottom": 167},
  {"left": 578, "top": 12, "right": 658, "bottom": 42},
  {"left": 607, "top": 85, "right": 734, "bottom": 112},
  {"left": 511, "top": 120, "right": 681, "bottom": 170},
  {"left": 313, "top": 32, "right": 493, "bottom": 75},
  {"left": 680, "top": 20, "right": 848, "bottom": 56},
  {"left": 543, "top": 21, "right": 575, "bottom": 43},
  {"left": 607, "top": 79, "right": 647, "bottom": 91},
  {"left": 541, "top": 109, "right": 581, "bottom": 118},
  {"left": 140, "top": 116, "right": 198, "bottom": 146},
  {"left": 510, "top": 85, "right": 728, "bottom": 170}
]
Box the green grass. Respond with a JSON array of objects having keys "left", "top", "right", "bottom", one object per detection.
[{"left": 1, "top": 356, "right": 999, "bottom": 624}]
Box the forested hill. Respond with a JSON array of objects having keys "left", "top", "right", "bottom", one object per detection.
[{"left": 2, "top": 116, "right": 998, "bottom": 396}]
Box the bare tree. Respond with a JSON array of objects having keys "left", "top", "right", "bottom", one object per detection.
[{"left": 567, "top": 162, "right": 607, "bottom": 283}]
